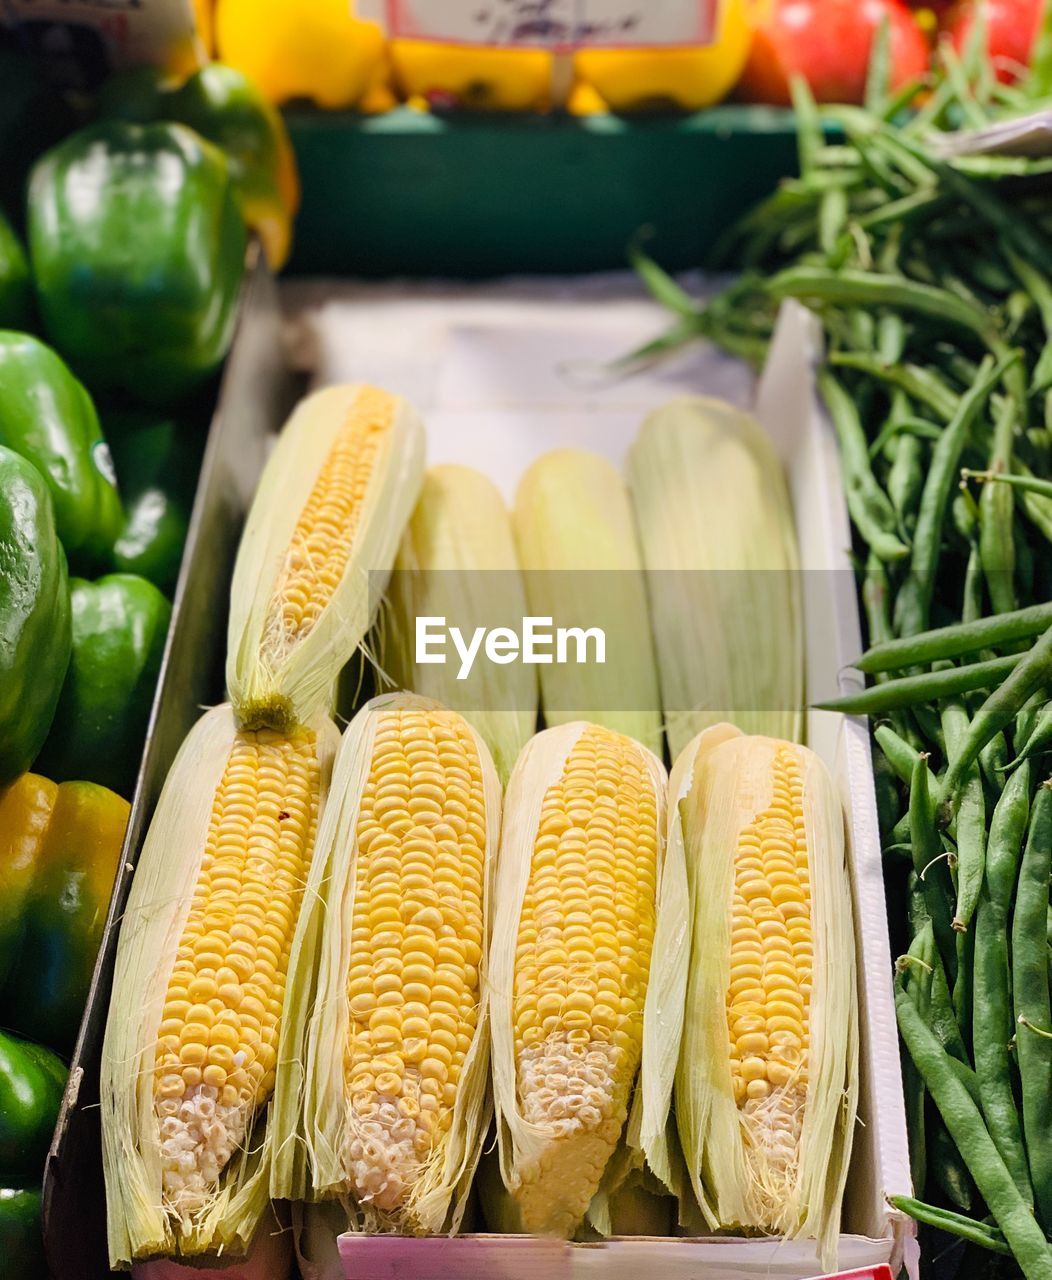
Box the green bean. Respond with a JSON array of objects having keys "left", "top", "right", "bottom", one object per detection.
[
  {"left": 889, "top": 1196, "right": 1013, "bottom": 1256},
  {"left": 768, "top": 266, "right": 998, "bottom": 343},
  {"left": 910, "top": 755, "right": 958, "bottom": 985},
  {"left": 829, "top": 351, "right": 957, "bottom": 419},
  {"left": 974, "top": 763, "right": 1034, "bottom": 1201},
  {"left": 817, "top": 654, "right": 1020, "bottom": 715},
  {"left": 818, "top": 186, "right": 849, "bottom": 256},
  {"left": 1014, "top": 783, "right": 1052, "bottom": 1232},
  {"left": 930, "top": 942, "right": 972, "bottom": 1066},
  {"left": 930, "top": 1114, "right": 977, "bottom": 1211},
  {"left": 870, "top": 416, "right": 940, "bottom": 461},
  {"left": 896, "top": 991, "right": 1052, "bottom": 1280},
  {"left": 1016, "top": 690, "right": 1051, "bottom": 757},
  {"left": 942, "top": 700, "right": 986, "bottom": 933},
  {"left": 979, "top": 399, "right": 1021, "bottom": 617},
  {"left": 789, "top": 75, "right": 822, "bottom": 179},
  {"left": 942, "top": 625, "right": 1052, "bottom": 800},
  {"left": 888, "top": 433, "right": 926, "bottom": 533},
  {"left": 964, "top": 470, "right": 1052, "bottom": 504},
  {"left": 955, "top": 923, "right": 975, "bottom": 1051},
  {"left": 980, "top": 731, "right": 1009, "bottom": 798},
  {"left": 895, "top": 352, "right": 1020, "bottom": 638},
  {"left": 1017, "top": 515, "right": 1036, "bottom": 602},
  {"left": 963, "top": 546, "right": 985, "bottom": 626},
  {"left": 818, "top": 370, "right": 910, "bottom": 562},
  {"left": 1011, "top": 703, "right": 1052, "bottom": 767},
  {"left": 875, "top": 724, "right": 935, "bottom": 789},
  {"left": 897, "top": 936, "right": 929, "bottom": 1196},
  {"left": 857, "top": 603, "right": 1052, "bottom": 674}
]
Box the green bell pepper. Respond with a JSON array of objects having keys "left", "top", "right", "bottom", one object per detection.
[
  {"left": 0, "top": 1032, "right": 66, "bottom": 1279},
  {"left": 36, "top": 574, "right": 171, "bottom": 797},
  {"left": 0, "top": 212, "right": 31, "bottom": 330},
  {"left": 99, "top": 62, "right": 300, "bottom": 270},
  {"left": 0, "top": 1187, "right": 47, "bottom": 1277},
  {"left": 107, "top": 409, "right": 206, "bottom": 595},
  {"left": 28, "top": 121, "right": 247, "bottom": 404},
  {"left": 0, "top": 332, "right": 123, "bottom": 572},
  {"left": 1, "top": 781, "right": 129, "bottom": 1055},
  {"left": 0, "top": 1031, "right": 66, "bottom": 1180},
  {"left": 0, "top": 446, "right": 71, "bottom": 786}
]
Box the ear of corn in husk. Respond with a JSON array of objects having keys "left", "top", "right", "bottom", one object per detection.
[
  {"left": 226, "top": 384, "right": 426, "bottom": 734},
  {"left": 627, "top": 397, "right": 803, "bottom": 758},
  {"left": 487, "top": 722, "right": 667, "bottom": 1238},
  {"left": 271, "top": 693, "right": 499, "bottom": 1235},
  {"left": 513, "top": 449, "right": 664, "bottom": 758},
  {"left": 101, "top": 703, "right": 340, "bottom": 1267},
  {"left": 674, "top": 727, "right": 857, "bottom": 1270},
  {"left": 382, "top": 465, "right": 538, "bottom": 784}
]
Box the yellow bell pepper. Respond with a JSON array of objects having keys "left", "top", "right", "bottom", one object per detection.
[
  {"left": 0, "top": 776, "right": 59, "bottom": 990},
  {"left": 0, "top": 776, "right": 129, "bottom": 1054},
  {"left": 391, "top": 41, "right": 553, "bottom": 112},
  {"left": 215, "top": 0, "right": 389, "bottom": 110},
  {"left": 570, "top": 0, "right": 755, "bottom": 113}
]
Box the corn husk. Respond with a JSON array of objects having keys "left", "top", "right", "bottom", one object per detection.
[
  {"left": 674, "top": 728, "right": 858, "bottom": 1270},
  {"left": 487, "top": 722, "right": 668, "bottom": 1235},
  {"left": 101, "top": 704, "right": 340, "bottom": 1267},
  {"left": 513, "top": 449, "right": 664, "bottom": 757},
  {"left": 627, "top": 396, "right": 803, "bottom": 757},
  {"left": 631, "top": 724, "right": 742, "bottom": 1201},
  {"left": 382, "top": 464, "right": 538, "bottom": 784},
  {"left": 226, "top": 384, "right": 425, "bottom": 733},
  {"left": 270, "top": 693, "right": 499, "bottom": 1235}
]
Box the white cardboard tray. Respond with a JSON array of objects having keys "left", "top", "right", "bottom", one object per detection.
[{"left": 287, "top": 276, "right": 914, "bottom": 1279}]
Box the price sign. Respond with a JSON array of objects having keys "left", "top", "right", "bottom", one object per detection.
[{"left": 384, "top": 0, "right": 717, "bottom": 49}]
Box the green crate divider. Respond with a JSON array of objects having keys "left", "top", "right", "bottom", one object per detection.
[{"left": 285, "top": 103, "right": 800, "bottom": 278}]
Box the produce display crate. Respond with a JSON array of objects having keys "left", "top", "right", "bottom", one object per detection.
[
  {"left": 285, "top": 105, "right": 801, "bottom": 278},
  {"left": 42, "top": 265, "right": 913, "bottom": 1278}
]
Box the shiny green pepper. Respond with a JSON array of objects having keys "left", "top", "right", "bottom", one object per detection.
[
  {"left": 1, "top": 782, "right": 129, "bottom": 1055},
  {"left": 0, "top": 1187, "right": 47, "bottom": 1277},
  {"left": 36, "top": 574, "right": 172, "bottom": 797},
  {"left": 107, "top": 409, "right": 206, "bottom": 595},
  {"left": 0, "top": 332, "right": 124, "bottom": 573},
  {"left": 0, "top": 1031, "right": 66, "bottom": 1179},
  {"left": 0, "top": 447, "right": 72, "bottom": 786},
  {"left": 28, "top": 121, "right": 247, "bottom": 404},
  {"left": 0, "top": 1032, "right": 66, "bottom": 1278},
  {"left": 99, "top": 62, "right": 300, "bottom": 270},
  {"left": 0, "top": 213, "right": 31, "bottom": 330}
]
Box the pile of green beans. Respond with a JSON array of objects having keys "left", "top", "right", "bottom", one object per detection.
[{"left": 635, "top": 39, "right": 1052, "bottom": 1280}]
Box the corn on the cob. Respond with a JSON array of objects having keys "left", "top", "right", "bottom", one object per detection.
[
  {"left": 227, "top": 384, "right": 425, "bottom": 734},
  {"left": 488, "top": 722, "right": 667, "bottom": 1237},
  {"left": 271, "top": 693, "right": 499, "bottom": 1235},
  {"left": 101, "top": 704, "right": 339, "bottom": 1266},
  {"left": 674, "top": 727, "right": 857, "bottom": 1268},
  {"left": 513, "top": 449, "right": 664, "bottom": 757},
  {"left": 383, "top": 465, "right": 538, "bottom": 783},
  {"left": 627, "top": 397, "right": 803, "bottom": 757}
]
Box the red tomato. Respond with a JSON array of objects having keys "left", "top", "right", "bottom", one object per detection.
[
  {"left": 739, "top": 0, "right": 931, "bottom": 105},
  {"left": 947, "top": 0, "right": 1043, "bottom": 81}
]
